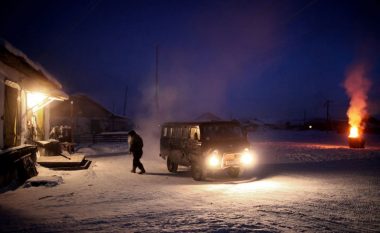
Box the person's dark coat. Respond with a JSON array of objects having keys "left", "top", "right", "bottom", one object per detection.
[
  {"left": 128, "top": 130, "right": 145, "bottom": 173},
  {"left": 128, "top": 130, "right": 143, "bottom": 155}
]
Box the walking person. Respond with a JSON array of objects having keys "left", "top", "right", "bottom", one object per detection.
[{"left": 127, "top": 130, "right": 146, "bottom": 174}]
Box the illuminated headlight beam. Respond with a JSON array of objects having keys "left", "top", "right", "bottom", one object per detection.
[
  {"left": 208, "top": 151, "right": 220, "bottom": 167},
  {"left": 240, "top": 149, "right": 254, "bottom": 166},
  {"left": 208, "top": 155, "right": 220, "bottom": 167}
]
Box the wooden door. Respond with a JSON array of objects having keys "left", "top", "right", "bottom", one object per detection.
[{"left": 4, "top": 84, "right": 19, "bottom": 148}]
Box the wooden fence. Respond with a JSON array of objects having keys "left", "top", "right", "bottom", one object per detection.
[{"left": 74, "top": 132, "right": 129, "bottom": 143}]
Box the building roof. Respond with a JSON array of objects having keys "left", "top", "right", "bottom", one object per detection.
[
  {"left": 194, "top": 112, "right": 222, "bottom": 121},
  {"left": 162, "top": 120, "right": 241, "bottom": 127},
  {"left": 51, "top": 93, "right": 130, "bottom": 120},
  {"left": 0, "top": 38, "right": 68, "bottom": 100}
]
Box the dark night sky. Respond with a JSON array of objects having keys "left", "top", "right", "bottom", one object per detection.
[{"left": 1, "top": 0, "right": 379, "bottom": 121}]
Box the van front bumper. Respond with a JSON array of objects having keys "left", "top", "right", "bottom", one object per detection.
[{"left": 206, "top": 150, "right": 256, "bottom": 170}]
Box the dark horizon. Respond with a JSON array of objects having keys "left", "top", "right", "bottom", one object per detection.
[{"left": 1, "top": 0, "right": 379, "bottom": 122}]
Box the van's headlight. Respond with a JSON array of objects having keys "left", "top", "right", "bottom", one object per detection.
[
  {"left": 208, "top": 150, "right": 220, "bottom": 167},
  {"left": 240, "top": 148, "right": 254, "bottom": 165}
]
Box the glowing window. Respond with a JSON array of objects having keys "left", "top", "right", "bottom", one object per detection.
[{"left": 190, "top": 126, "right": 200, "bottom": 140}]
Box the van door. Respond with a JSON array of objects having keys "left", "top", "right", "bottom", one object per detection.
[
  {"left": 160, "top": 126, "right": 170, "bottom": 159},
  {"left": 170, "top": 127, "right": 183, "bottom": 164},
  {"left": 179, "top": 127, "right": 191, "bottom": 166},
  {"left": 187, "top": 126, "right": 201, "bottom": 163}
]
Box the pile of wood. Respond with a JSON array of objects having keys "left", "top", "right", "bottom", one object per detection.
[
  {"left": 35, "top": 140, "right": 90, "bottom": 170},
  {"left": 0, "top": 145, "right": 38, "bottom": 189}
]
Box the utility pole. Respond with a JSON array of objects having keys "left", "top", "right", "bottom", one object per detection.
[
  {"left": 303, "top": 110, "right": 306, "bottom": 126},
  {"left": 155, "top": 45, "right": 159, "bottom": 116},
  {"left": 70, "top": 100, "right": 74, "bottom": 143},
  {"left": 123, "top": 85, "right": 128, "bottom": 116},
  {"left": 324, "top": 100, "right": 332, "bottom": 122},
  {"left": 324, "top": 100, "right": 332, "bottom": 130}
]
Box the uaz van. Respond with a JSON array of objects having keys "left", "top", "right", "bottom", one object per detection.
[{"left": 159, "top": 121, "right": 256, "bottom": 180}]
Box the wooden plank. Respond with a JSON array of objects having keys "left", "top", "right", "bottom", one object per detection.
[{"left": 37, "top": 154, "right": 85, "bottom": 167}]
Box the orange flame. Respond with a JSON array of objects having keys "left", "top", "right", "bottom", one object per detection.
[
  {"left": 344, "top": 64, "right": 371, "bottom": 138},
  {"left": 349, "top": 126, "right": 359, "bottom": 138}
]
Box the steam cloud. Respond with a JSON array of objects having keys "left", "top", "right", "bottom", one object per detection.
[{"left": 344, "top": 63, "right": 371, "bottom": 130}]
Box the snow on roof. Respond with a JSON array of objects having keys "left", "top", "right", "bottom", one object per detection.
[
  {"left": 71, "top": 93, "right": 129, "bottom": 119},
  {"left": 194, "top": 112, "right": 222, "bottom": 121},
  {"left": 0, "top": 38, "right": 62, "bottom": 89}
]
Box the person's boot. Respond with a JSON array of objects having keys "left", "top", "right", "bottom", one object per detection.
[
  {"left": 130, "top": 169, "right": 136, "bottom": 173},
  {"left": 138, "top": 170, "right": 145, "bottom": 174}
]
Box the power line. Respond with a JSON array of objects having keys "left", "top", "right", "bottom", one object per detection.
[
  {"left": 123, "top": 85, "right": 128, "bottom": 116},
  {"left": 155, "top": 45, "right": 159, "bottom": 115},
  {"left": 283, "top": 0, "right": 319, "bottom": 25}
]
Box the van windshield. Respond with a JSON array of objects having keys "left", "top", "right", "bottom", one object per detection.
[{"left": 202, "top": 124, "right": 243, "bottom": 140}]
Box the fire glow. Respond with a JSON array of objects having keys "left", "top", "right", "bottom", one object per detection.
[
  {"left": 349, "top": 126, "right": 359, "bottom": 138},
  {"left": 344, "top": 64, "right": 371, "bottom": 147}
]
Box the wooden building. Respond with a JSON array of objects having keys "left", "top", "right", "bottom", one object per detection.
[
  {"left": 0, "top": 39, "right": 68, "bottom": 187},
  {"left": 50, "top": 94, "right": 133, "bottom": 142}
]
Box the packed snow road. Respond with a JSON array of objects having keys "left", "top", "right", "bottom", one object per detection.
[{"left": 1, "top": 137, "right": 380, "bottom": 232}]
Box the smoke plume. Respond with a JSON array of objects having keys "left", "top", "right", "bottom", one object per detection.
[{"left": 344, "top": 63, "right": 371, "bottom": 132}]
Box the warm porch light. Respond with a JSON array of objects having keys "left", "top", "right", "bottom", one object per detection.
[
  {"left": 26, "top": 91, "right": 59, "bottom": 114},
  {"left": 27, "top": 92, "right": 47, "bottom": 109},
  {"left": 26, "top": 91, "right": 63, "bottom": 113}
]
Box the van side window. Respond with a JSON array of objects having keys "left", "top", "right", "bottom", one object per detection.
[
  {"left": 190, "top": 127, "right": 200, "bottom": 140},
  {"left": 163, "top": 127, "right": 168, "bottom": 137}
]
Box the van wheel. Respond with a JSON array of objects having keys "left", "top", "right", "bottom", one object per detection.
[
  {"left": 191, "top": 163, "right": 205, "bottom": 181},
  {"left": 227, "top": 167, "right": 240, "bottom": 178},
  {"left": 167, "top": 157, "right": 178, "bottom": 173}
]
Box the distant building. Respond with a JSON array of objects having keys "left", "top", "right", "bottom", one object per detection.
[
  {"left": 50, "top": 94, "right": 133, "bottom": 142},
  {"left": 238, "top": 118, "right": 262, "bottom": 132}
]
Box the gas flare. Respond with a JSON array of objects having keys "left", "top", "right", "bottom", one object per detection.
[{"left": 344, "top": 64, "right": 371, "bottom": 138}]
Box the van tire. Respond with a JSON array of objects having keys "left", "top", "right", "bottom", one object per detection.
[
  {"left": 227, "top": 167, "right": 240, "bottom": 178},
  {"left": 191, "top": 163, "right": 205, "bottom": 181},
  {"left": 167, "top": 157, "right": 178, "bottom": 173}
]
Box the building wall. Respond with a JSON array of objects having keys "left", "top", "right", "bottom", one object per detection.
[
  {"left": 44, "top": 105, "right": 50, "bottom": 140},
  {"left": 0, "top": 75, "right": 4, "bottom": 149},
  {"left": 20, "top": 90, "right": 27, "bottom": 144}
]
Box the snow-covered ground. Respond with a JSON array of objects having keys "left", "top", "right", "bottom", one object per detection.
[{"left": 1, "top": 130, "right": 380, "bottom": 232}]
